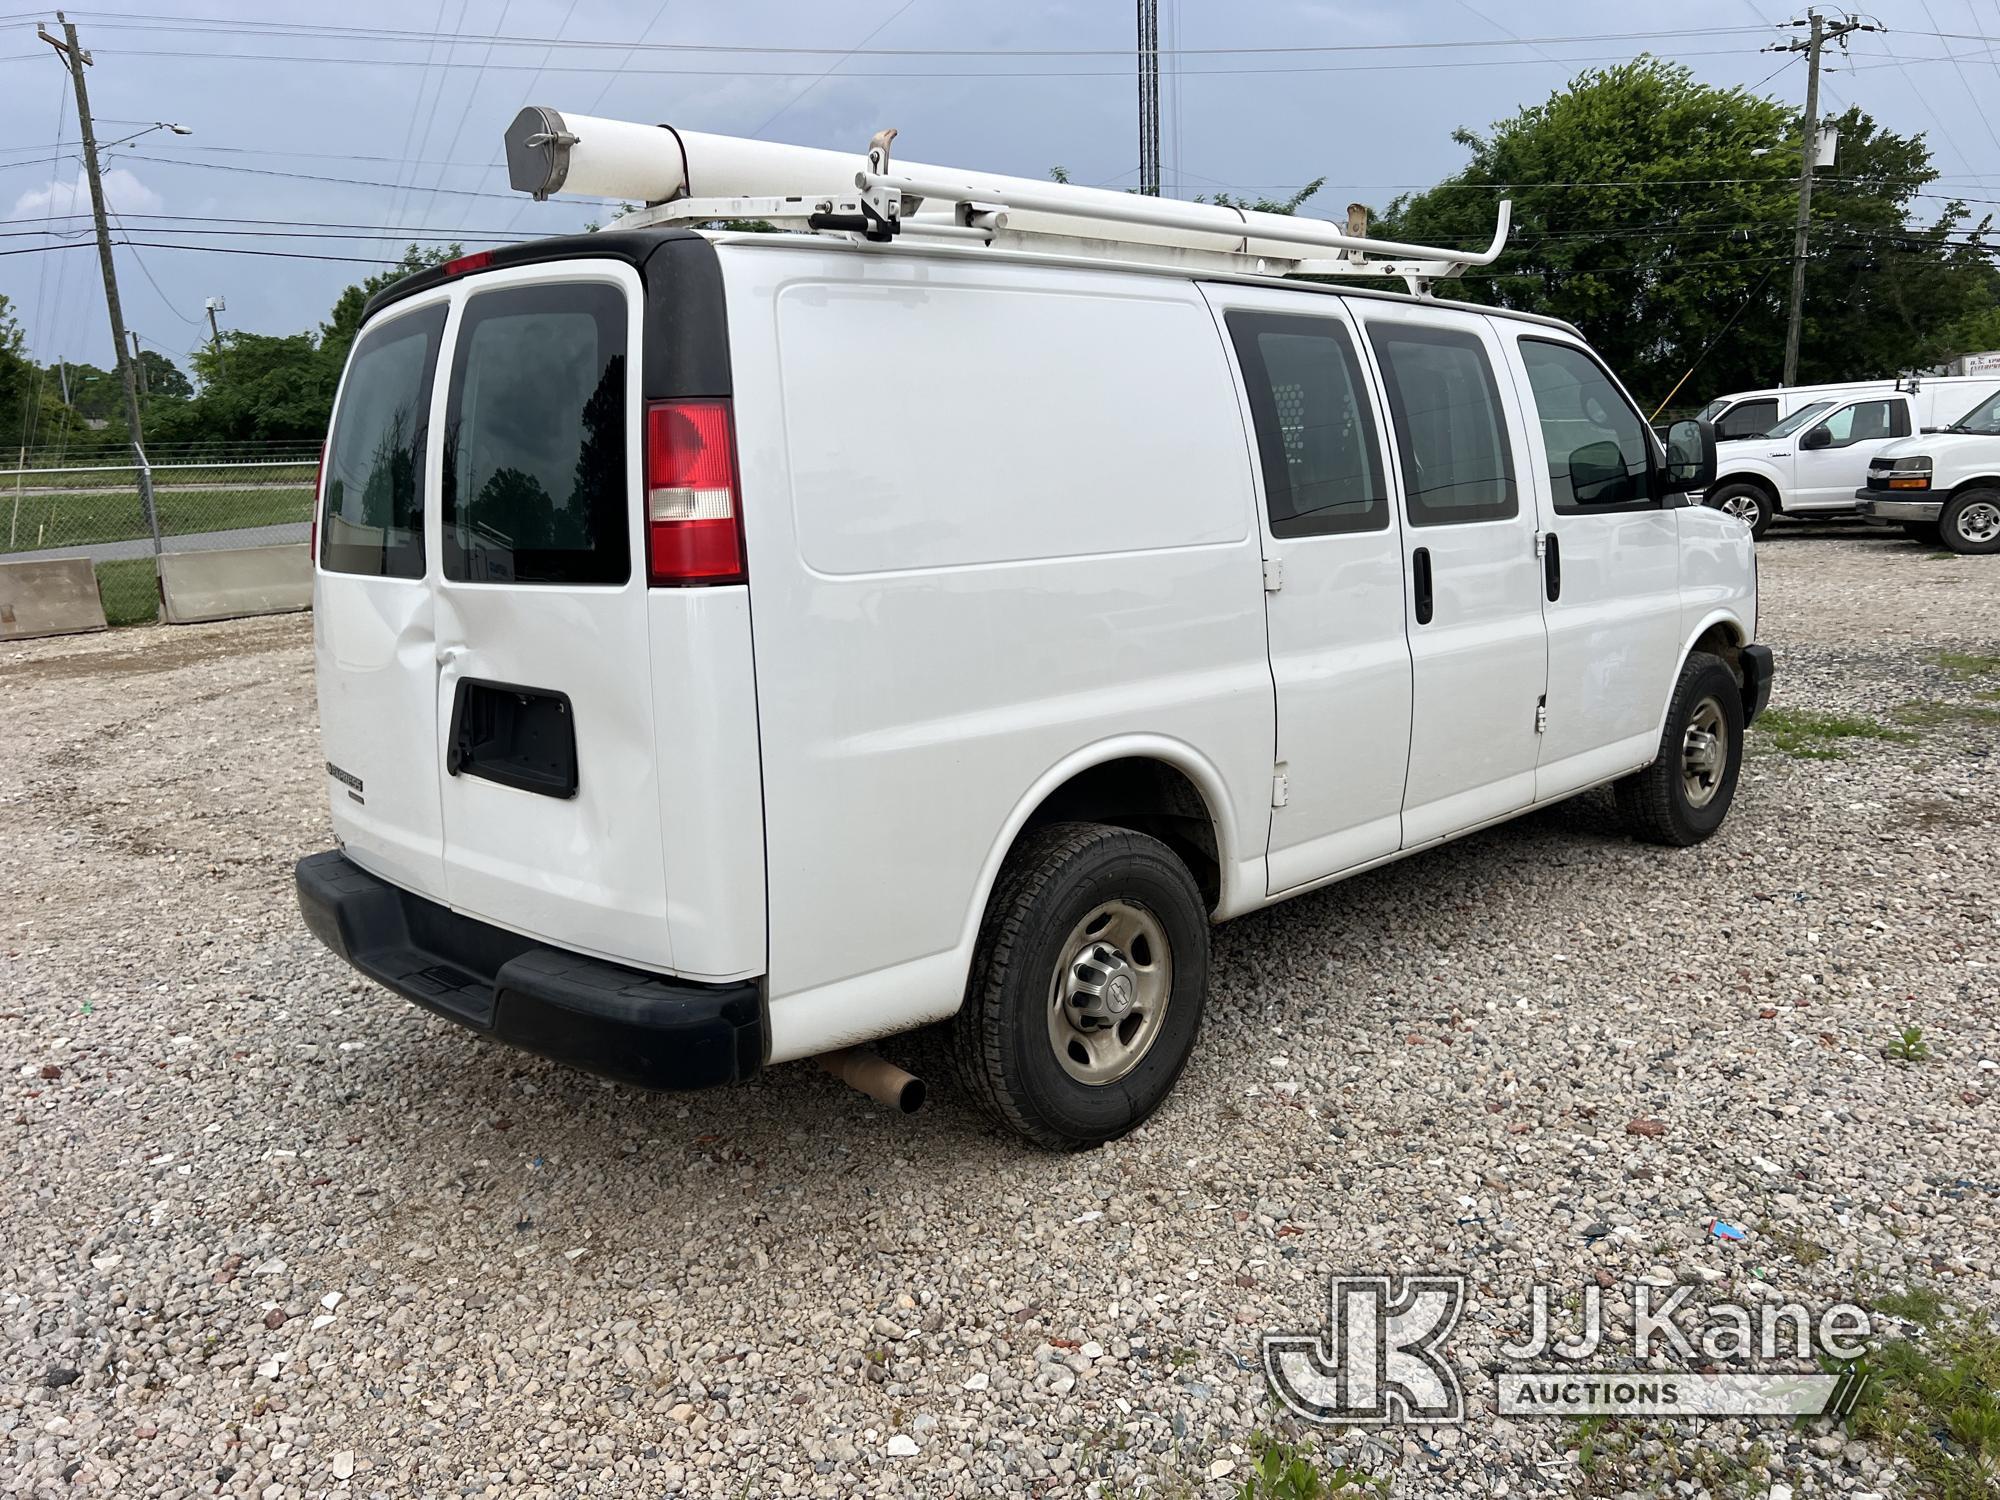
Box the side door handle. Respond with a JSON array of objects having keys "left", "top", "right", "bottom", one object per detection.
[
  {"left": 1544, "top": 532, "right": 1561, "bottom": 601},
  {"left": 1412, "top": 547, "right": 1433, "bottom": 626}
]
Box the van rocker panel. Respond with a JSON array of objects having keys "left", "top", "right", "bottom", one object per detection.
[{"left": 296, "top": 850, "right": 764, "bottom": 1090}]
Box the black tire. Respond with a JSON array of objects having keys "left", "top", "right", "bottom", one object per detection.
[
  {"left": 1938, "top": 488, "right": 2000, "bottom": 555},
  {"left": 1613, "top": 651, "right": 1746, "bottom": 847},
  {"left": 1901, "top": 521, "right": 1942, "bottom": 546},
  {"left": 949, "top": 822, "right": 1209, "bottom": 1151},
  {"left": 1707, "top": 483, "right": 1774, "bottom": 539}
]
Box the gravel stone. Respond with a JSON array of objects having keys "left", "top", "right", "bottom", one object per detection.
[{"left": 1, "top": 526, "right": 1995, "bottom": 1496}]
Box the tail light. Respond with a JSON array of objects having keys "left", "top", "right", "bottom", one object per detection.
[
  {"left": 645, "top": 399, "right": 744, "bottom": 585},
  {"left": 309, "top": 441, "right": 325, "bottom": 562}
]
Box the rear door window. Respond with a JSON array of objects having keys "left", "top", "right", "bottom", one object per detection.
[
  {"left": 320, "top": 304, "right": 446, "bottom": 579},
  {"left": 443, "top": 282, "right": 629, "bottom": 585},
  {"left": 1226, "top": 311, "right": 1389, "bottom": 536},
  {"left": 1365, "top": 321, "right": 1517, "bottom": 525},
  {"left": 1715, "top": 399, "right": 1777, "bottom": 440}
]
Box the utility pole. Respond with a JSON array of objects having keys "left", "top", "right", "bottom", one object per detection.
[
  {"left": 204, "top": 296, "right": 225, "bottom": 348},
  {"left": 39, "top": 12, "right": 160, "bottom": 555},
  {"left": 1137, "top": 0, "right": 1160, "bottom": 197},
  {"left": 129, "top": 331, "right": 148, "bottom": 397},
  {"left": 1767, "top": 9, "right": 1874, "bottom": 386}
]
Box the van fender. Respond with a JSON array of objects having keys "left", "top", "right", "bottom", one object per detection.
[
  {"left": 1650, "top": 608, "right": 1751, "bottom": 741},
  {"left": 959, "top": 735, "right": 1254, "bottom": 962}
]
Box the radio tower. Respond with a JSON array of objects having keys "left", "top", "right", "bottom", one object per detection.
[{"left": 1137, "top": 0, "right": 1161, "bottom": 197}]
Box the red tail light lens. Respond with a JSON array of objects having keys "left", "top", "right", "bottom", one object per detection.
[
  {"left": 645, "top": 400, "right": 744, "bottom": 585},
  {"left": 310, "top": 440, "right": 325, "bottom": 562}
]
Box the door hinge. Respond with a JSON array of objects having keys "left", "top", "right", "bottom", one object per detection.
[
  {"left": 1271, "top": 768, "right": 1289, "bottom": 808},
  {"left": 1263, "top": 555, "right": 1284, "bottom": 592},
  {"left": 1532, "top": 531, "right": 1547, "bottom": 560},
  {"left": 1535, "top": 696, "right": 1548, "bottom": 735}
]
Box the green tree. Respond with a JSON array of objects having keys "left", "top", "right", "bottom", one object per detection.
[{"left": 1376, "top": 58, "right": 2000, "bottom": 409}]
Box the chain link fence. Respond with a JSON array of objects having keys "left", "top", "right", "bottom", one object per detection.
[{"left": 2, "top": 453, "right": 319, "bottom": 625}]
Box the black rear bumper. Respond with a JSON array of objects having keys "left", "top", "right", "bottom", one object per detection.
[
  {"left": 1742, "top": 642, "right": 1775, "bottom": 725},
  {"left": 295, "top": 850, "right": 765, "bottom": 1090}
]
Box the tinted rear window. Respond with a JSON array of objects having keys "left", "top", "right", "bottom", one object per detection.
[
  {"left": 320, "top": 305, "right": 445, "bottom": 579},
  {"left": 443, "top": 281, "right": 629, "bottom": 585},
  {"left": 1366, "top": 321, "right": 1517, "bottom": 526}
]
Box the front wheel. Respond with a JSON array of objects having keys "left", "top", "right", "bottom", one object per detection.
[
  {"left": 1939, "top": 489, "right": 2000, "bottom": 554},
  {"left": 949, "top": 822, "right": 1209, "bottom": 1150},
  {"left": 1614, "top": 652, "right": 1746, "bottom": 847},
  {"left": 1707, "top": 483, "right": 1774, "bottom": 539}
]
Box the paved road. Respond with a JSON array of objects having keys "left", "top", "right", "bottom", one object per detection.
[{"left": 2, "top": 520, "right": 309, "bottom": 566}]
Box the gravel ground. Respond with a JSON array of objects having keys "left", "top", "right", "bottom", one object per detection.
[{"left": 2, "top": 523, "right": 1996, "bottom": 1499}]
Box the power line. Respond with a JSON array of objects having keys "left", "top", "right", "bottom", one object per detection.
[
  {"left": 53, "top": 14, "right": 1779, "bottom": 55},
  {"left": 751, "top": 0, "right": 930, "bottom": 138}
]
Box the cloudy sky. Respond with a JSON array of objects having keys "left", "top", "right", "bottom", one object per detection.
[{"left": 2, "top": 1, "right": 1997, "bottom": 375}]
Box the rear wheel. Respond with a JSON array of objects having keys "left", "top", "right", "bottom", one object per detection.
[
  {"left": 1901, "top": 521, "right": 1942, "bottom": 546},
  {"left": 1939, "top": 489, "right": 2000, "bottom": 554},
  {"left": 1614, "top": 652, "right": 1746, "bottom": 847},
  {"left": 1707, "top": 483, "right": 1774, "bottom": 539},
  {"left": 950, "top": 822, "right": 1209, "bottom": 1150}
]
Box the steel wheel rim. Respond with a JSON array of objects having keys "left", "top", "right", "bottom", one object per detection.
[
  {"left": 1955, "top": 501, "right": 2000, "bottom": 544},
  {"left": 1719, "top": 493, "right": 1762, "bottom": 524},
  {"left": 1047, "top": 899, "right": 1173, "bottom": 1086},
  {"left": 1681, "top": 696, "right": 1728, "bottom": 809}
]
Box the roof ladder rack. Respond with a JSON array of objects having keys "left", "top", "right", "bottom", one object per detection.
[{"left": 505, "top": 109, "right": 1511, "bottom": 291}]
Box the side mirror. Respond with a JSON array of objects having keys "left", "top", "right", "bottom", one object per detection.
[
  {"left": 1799, "top": 425, "right": 1833, "bottom": 451},
  {"left": 1664, "top": 418, "right": 1717, "bottom": 494}
]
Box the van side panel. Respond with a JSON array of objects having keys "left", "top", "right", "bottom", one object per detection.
[{"left": 720, "top": 244, "right": 1274, "bottom": 1061}]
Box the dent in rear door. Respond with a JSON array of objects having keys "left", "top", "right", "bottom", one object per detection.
[
  {"left": 429, "top": 263, "right": 676, "bottom": 972},
  {"left": 312, "top": 298, "right": 451, "bottom": 900}
]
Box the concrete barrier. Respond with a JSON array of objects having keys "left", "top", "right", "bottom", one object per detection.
[
  {"left": 0, "top": 557, "right": 109, "bottom": 641},
  {"left": 159, "top": 543, "right": 312, "bottom": 625}
]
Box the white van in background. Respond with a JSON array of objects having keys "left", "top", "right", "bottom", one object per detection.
[
  {"left": 1702, "top": 374, "right": 2000, "bottom": 536},
  {"left": 1696, "top": 374, "right": 2000, "bottom": 442},
  {"left": 294, "top": 114, "right": 1771, "bottom": 1149},
  {"left": 1855, "top": 386, "right": 2000, "bottom": 553}
]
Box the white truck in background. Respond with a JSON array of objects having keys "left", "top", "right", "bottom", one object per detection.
[
  {"left": 1854, "top": 386, "right": 2000, "bottom": 553},
  {"left": 1700, "top": 374, "right": 2000, "bottom": 537}
]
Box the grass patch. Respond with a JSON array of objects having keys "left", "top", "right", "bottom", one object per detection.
[
  {"left": 1844, "top": 1294, "right": 2000, "bottom": 1496},
  {"left": 1884, "top": 1024, "right": 1932, "bottom": 1063},
  {"left": 1936, "top": 651, "right": 2000, "bottom": 678},
  {"left": 1894, "top": 700, "right": 2000, "bottom": 731},
  {"left": 1752, "top": 708, "right": 1918, "bottom": 759},
  {"left": 2, "top": 481, "right": 313, "bottom": 554},
  {"left": 1232, "top": 1434, "right": 1388, "bottom": 1499},
  {"left": 92, "top": 558, "right": 158, "bottom": 627},
  {"left": 1567, "top": 1416, "right": 1772, "bottom": 1496}
]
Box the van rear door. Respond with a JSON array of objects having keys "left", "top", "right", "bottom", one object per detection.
[
  {"left": 313, "top": 295, "right": 451, "bottom": 899},
  {"left": 428, "top": 262, "right": 678, "bottom": 971}
]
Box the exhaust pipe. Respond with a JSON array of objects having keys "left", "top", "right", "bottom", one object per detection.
[{"left": 818, "top": 1048, "right": 925, "bottom": 1114}]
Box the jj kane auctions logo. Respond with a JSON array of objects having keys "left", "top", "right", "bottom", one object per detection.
[{"left": 1264, "top": 1275, "right": 1873, "bottom": 1423}]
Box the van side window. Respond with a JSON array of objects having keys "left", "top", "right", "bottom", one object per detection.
[
  {"left": 1365, "top": 322, "right": 1516, "bottom": 525},
  {"left": 443, "top": 282, "right": 629, "bottom": 586},
  {"left": 1519, "top": 338, "right": 1654, "bottom": 512},
  {"left": 1812, "top": 398, "right": 1908, "bottom": 447},
  {"left": 1715, "top": 399, "right": 1777, "bottom": 440},
  {"left": 320, "top": 305, "right": 446, "bottom": 579},
  {"left": 1227, "top": 312, "right": 1389, "bottom": 537}
]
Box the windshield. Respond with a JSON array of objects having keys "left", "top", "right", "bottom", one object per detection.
[
  {"left": 1696, "top": 397, "right": 1730, "bottom": 422},
  {"left": 1765, "top": 400, "right": 1835, "bottom": 439},
  {"left": 1946, "top": 389, "right": 2000, "bottom": 435}
]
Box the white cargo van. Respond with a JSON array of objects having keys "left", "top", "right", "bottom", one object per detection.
[
  {"left": 1854, "top": 386, "right": 2000, "bottom": 552},
  {"left": 1701, "top": 375, "right": 2000, "bottom": 536},
  {"left": 295, "top": 114, "right": 1771, "bottom": 1149}
]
